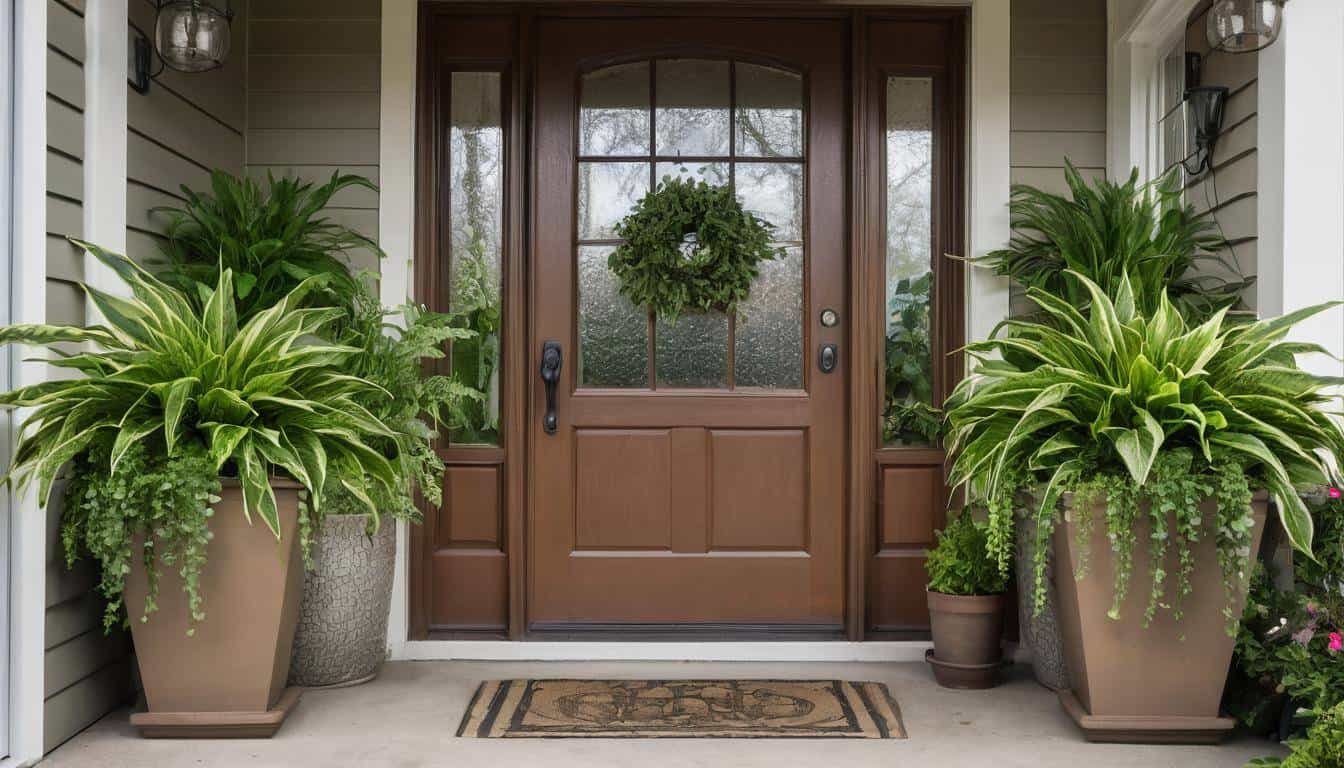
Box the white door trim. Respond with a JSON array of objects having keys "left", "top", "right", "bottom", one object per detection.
[
  {"left": 5, "top": 0, "right": 48, "bottom": 764},
  {"left": 0, "top": 0, "right": 13, "bottom": 757},
  {"left": 379, "top": 0, "right": 1012, "bottom": 661}
]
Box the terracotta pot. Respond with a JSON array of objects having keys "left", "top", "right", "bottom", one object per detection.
[
  {"left": 1053, "top": 491, "right": 1268, "bottom": 744},
  {"left": 124, "top": 479, "right": 305, "bottom": 738},
  {"left": 926, "top": 590, "right": 1005, "bottom": 689}
]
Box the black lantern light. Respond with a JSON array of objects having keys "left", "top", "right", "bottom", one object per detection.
[
  {"left": 1182, "top": 86, "right": 1228, "bottom": 177},
  {"left": 1207, "top": 0, "right": 1286, "bottom": 54},
  {"left": 132, "top": 1, "right": 234, "bottom": 93}
]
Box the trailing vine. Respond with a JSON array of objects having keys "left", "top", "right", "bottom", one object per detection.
[
  {"left": 609, "top": 177, "right": 781, "bottom": 321},
  {"left": 62, "top": 441, "right": 221, "bottom": 635}
]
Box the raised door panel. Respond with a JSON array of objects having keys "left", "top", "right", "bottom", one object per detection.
[
  {"left": 708, "top": 430, "right": 808, "bottom": 551},
  {"left": 574, "top": 430, "right": 673, "bottom": 551},
  {"left": 429, "top": 464, "right": 507, "bottom": 631}
]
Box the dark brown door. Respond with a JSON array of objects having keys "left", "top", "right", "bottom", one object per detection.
[{"left": 529, "top": 17, "right": 849, "bottom": 630}]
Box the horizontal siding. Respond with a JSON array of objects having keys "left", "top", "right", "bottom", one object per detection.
[
  {"left": 246, "top": 0, "right": 382, "bottom": 273},
  {"left": 1183, "top": 2, "right": 1259, "bottom": 309},
  {"left": 43, "top": 659, "right": 134, "bottom": 753},
  {"left": 1009, "top": 0, "right": 1108, "bottom": 315}
]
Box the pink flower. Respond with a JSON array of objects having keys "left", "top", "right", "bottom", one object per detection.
[
  {"left": 1329, "top": 487, "right": 1342, "bottom": 500},
  {"left": 1330, "top": 632, "right": 1343, "bottom": 653}
]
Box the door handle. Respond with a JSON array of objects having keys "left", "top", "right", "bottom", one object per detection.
[
  {"left": 818, "top": 343, "right": 838, "bottom": 374},
  {"left": 540, "top": 341, "right": 563, "bottom": 434}
]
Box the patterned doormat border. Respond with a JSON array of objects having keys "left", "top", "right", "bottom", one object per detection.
[{"left": 457, "top": 679, "right": 906, "bottom": 739}]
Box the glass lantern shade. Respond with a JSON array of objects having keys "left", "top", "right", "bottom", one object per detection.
[
  {"left": 155, "top": 1, "right": 232, "bottom": 73},
  {"left": 1207, "top": 0, "right": 1285, "bottom": 54}
]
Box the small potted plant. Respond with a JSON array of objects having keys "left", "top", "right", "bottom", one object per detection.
[
  {"left": 0, "top": 243, "right": 400, "bottom": 737},
  {"left": 925, "top": 510, "right": 1009, "bottom": 689}
]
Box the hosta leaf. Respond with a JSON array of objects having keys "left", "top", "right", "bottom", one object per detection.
[
  {"left": 156, "top": 376, "right": 199, "bottom": 456},
  {"left": 237, "top": 439, "right": 281, "bottom": 537},
  {"left": 1106, "top": 406, "right": 1164, "bottom": 485}
]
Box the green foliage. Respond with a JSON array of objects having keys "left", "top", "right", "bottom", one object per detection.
[
  {"left": 944, "top": 270, "right": 1344, "bottom": 625},
  {"left": 324, "top": 277, "right": 485, "bottom": 528},
  {"left": 153, "top": 169, "right": 382, "bottom": 321},
  {"left": 1247, "top": 703, "right": 1344, "bottom": 768},
  {"left": 445, "top": 228, "right": 501, "bottom": 444},
  {"left": 1231, "top": 494, "right": 1344, "bottom": 730},
  {"left": 884, "top": 271, "right": 941, "bottom": 445},
  {"left": 0, "top": 241, "right": 400, "bottom": 547},
  {"left": 610, "top": 177, "right": 781, "bottom": 322},
  {"left": 926, "top": 511, "right": 1009, "bottom": 597},
  {"left": 62, "top": 441, "right": 220, "bottom": 633},
  {"left": 981, "top": 162, "right": 1251, "bottom": 320}
]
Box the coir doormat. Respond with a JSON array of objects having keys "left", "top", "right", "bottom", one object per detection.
[{"left": 457, "top": 679, "right": 906, "bottom": 739}]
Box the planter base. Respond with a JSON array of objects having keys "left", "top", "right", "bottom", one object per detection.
[
  {"left": 1058, "top": 689, "right": 1234, "bottom": 744},
  {"left": 925, "top": 649, "right": 1002, "bottom": 690},
  {"left": 131, "top": 687, "right": 303, "bottom": 739}
]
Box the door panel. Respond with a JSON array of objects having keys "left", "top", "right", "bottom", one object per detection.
[{"left": 530, "top": 17, "right": 848, "bottom": 629}]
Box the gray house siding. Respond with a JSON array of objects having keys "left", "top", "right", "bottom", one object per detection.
[
  {"left": 245, "top": 0, "right": 382, "bottom": 275},
  {"left": 1182, "top": 2, "right": 1259, "bottom": 308},
  {"left": 1008, "top": 0, "right": 1109, "bottom": 315}
]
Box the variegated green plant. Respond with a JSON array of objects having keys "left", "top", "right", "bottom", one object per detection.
[
  {"left": 946, "top": 270, "right": 1344, "bottom": 623},
  {"left": 0, "top": 241, "right": 399, "bottom": 531},
  {"left": 0, "top": 241, "right": 403, "bottom": 628}
]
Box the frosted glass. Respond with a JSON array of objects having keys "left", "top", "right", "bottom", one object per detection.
[
  {"left": 655, "top": 161, "right": 729, "bottom": 187},
  {"left": 656, "top": 311, "right": 729, "bottom": 389},
  {"left": 580, "top": 62, "right": 650, "bottom": 156},
  {"left": 736, "top": 162, "right": 804, "bottom": 242},
  {"left": 735, "top": 64, "right": 803, "bottom": 158},
  {"left": 578, "top": 245, "right": 649, "bottom": 388},
  {"left": 656, "top": 59, "right": 731, "bottom": 157},
  {"left": 578, "top": 162, "right": 650, "bottom": 241},
  {"left": 735, "top": 247, "right": 803, "bottom": 390}
]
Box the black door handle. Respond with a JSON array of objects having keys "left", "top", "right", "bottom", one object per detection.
[{"left": 540, "top": 341, "right": 562, "bottom": 434}]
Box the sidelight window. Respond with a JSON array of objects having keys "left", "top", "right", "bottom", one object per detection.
[
  {"left": 447, "top": 70, "right": 504, "bottom": 445},
  {"left": 576, "top": 59, "right": 805, "bottom": 391},
  {"left": 882, "top": 76, "right": 937, "bottom": 447}
]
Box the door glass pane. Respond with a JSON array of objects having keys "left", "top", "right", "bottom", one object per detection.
[
  {"left": 735, "top": 162, "right": 804, "bottom": 242},
  {"left": 736, "top": 64, "right": 803, "bottom": 158},
  {"left": 579, "top": 245, "right": 649, "bottom": 387},
  {"left": 656, "top": 59, "right": 730, "bottom": 157},
  {"left": 448, "top": 71, "right": 503, "bottom": 445},
  {"left": 578, "top": 161, "right": 649, "bottom": 240},
  {"left": 656, "top": 311, "right": 729, "bottom": 388},
  {"left": 735, "top": 246, "right": 803, "bottom": 389},
  {"left": 883, "top": 77, "right": 936, "bottom": 446},
  {"left": 656, "top": 160, "right": 729, "bottom": 187},
  {"left": 580, "top": 62, "right": 650, "bottom": 156}
]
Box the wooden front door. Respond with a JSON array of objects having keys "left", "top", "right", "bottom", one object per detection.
[{"left": 529, "top": 17, "right": 849, "bottom": 631}]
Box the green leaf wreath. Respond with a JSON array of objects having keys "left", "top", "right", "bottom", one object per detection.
[{"left": 609, "top": 177, "right": 782, "bottom": 321}]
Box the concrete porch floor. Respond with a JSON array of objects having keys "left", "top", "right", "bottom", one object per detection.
[{"left": 40, "top": 660, "right": 1286, "bottom": 767}]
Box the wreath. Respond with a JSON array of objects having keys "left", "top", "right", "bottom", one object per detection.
[{"left": 609, "top": 177, "right": 782, "bottom": 321}]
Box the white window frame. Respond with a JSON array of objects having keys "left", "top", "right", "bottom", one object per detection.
[
  {"left": 1107, "top": 0, "right": 1202, "bottom": 181},
  {"left": 0, "top": 0, "right": 13, "bottom": 753}
]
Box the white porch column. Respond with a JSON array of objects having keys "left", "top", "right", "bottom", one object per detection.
[
  {"left": 1258, "top": 0, "right": 1344, "bottom": 379},
  {"left": 967, "top": 0, "right": 1011, "bottom": 345}
]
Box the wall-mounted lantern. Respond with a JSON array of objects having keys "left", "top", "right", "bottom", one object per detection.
[
  {"left": 1207, "top": 0, "right": 1286, "bottom": 54},
  {"left": 131, "top": 1, "right": 234, "bottom": 94},
  {"left": 1181, "top": 85, "right": 1228, "bottom": 176}
]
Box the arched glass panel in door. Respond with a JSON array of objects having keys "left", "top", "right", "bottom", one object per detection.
[{"left": 576, "top": 59, "right": 805, "bottom": 391}]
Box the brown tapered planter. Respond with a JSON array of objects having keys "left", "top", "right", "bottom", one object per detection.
[
  {"left": 1053, "top": 491, "right": 1268, "bottom": 744},
  {"left": 926, "top": 590, "right": 1005, "bottom": 689},
  {"left": 124, "top": 479, "right": 305, "bottom": 738}
]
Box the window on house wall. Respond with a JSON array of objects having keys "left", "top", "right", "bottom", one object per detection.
[{"left": 1156, "top": 38, "right": 1188, "bottom": 187}]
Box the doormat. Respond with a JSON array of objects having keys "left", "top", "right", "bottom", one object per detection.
[{"left": 457, "top": 679, "right": 906, "bottom": 739}]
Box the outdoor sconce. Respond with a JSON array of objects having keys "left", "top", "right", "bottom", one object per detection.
[
  {"left": 1207, "top": 0, "right": 1286, "bottom": 54},
  {"left": 131, "top": 0, "right": 235, "bottom": 94},
  {"left": 1182, "top": 85, "right": 1228, "bottom": 177}
]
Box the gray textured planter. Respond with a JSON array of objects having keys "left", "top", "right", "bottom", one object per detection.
[
  {"left": 1016, "top": 511, "right": 1070, "bottom": 691},
  {"left": 289, "top": 514, "right": 395, "bottom": 688}
]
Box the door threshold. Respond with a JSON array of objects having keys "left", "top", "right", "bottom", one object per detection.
[{"left": 392, "top": 639, "right": 934, "bottom": 663}]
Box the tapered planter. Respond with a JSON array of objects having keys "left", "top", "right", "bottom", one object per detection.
[
  {"left": 289, "top": 513, "right": 395, "bottom": 688},
  {"left": 125, "top": 480, "right": 305, "bottom": 738},
  {"left": 925, "top": 590, "right": 1005, "bottom": 689},
  {"left": 1053, "top": 491, "right": 1268, "bottom": 744}
]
